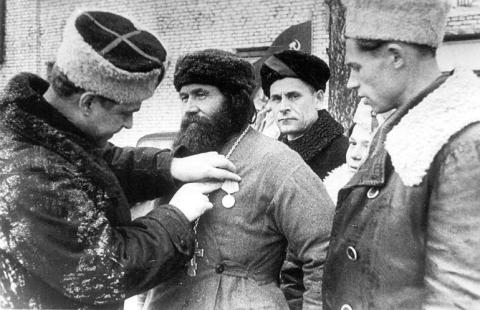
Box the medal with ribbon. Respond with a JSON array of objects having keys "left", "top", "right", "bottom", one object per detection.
[{"left": 221, "top": 180, "right": 239, "bottom": 208}]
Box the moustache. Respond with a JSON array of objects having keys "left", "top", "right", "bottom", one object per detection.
[{"left": 181, "top": 113, "right": 211, "bottom": 125}]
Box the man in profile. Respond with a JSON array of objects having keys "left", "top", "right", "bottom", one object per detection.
[
  {"left": 0, "top": 10, "right": 239, "bottom": 309},
  {"left": 323, "top": 0, "right": 480, "bottom": 308}
]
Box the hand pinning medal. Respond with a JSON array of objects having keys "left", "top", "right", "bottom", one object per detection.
[{"left": 221, "top": 180, "right": 239, "bottom": 208}]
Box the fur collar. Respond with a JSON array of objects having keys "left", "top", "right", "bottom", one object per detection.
[
  {"left": 282, "top": 110, "right": 344, "bottom": 162},
  {"left": 0, "top": 73, "right": 130, "bottom": 218},
  {"left": 322, "top": 163, "right": 355, "bottom": 204},
  {"left": 386, "top": 68, "right": 480, "bottom": 186}
]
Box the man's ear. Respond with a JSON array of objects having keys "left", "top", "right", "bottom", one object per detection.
[
  {"left": 78, "top": 92, "right": 95, "bottom": 116},
  {"left": 314, "top": 89, "right": 324, "bottom": 109},
  {"left": 385, "top": 43, "right": 405, "bottom": 70}
]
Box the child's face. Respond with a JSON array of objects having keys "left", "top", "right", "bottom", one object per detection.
[{"left": 346, "top": 125, "right": 372, "bottom": 172}]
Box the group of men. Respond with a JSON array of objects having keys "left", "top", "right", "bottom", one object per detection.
[{"left": 1, "top": 0, "right": 480, "bottom": 310}]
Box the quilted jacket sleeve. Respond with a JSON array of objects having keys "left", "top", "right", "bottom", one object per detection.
[
  {"left": 102, "top": 144, "right": 177, "bottom": 203},
  {"left": 425, "top": 123, "right": 480, "bottom": 309}
]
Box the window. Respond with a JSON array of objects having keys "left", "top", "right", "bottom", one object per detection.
[{"left": 457, "top": 0, "right": 473, "bottom": 6}]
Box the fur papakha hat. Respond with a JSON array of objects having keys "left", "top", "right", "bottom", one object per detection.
[
  {"left": 173, "top": 49, "right": 256, "bottom": 95},
  {"left": 55, "top": 10, "right": 166, "bottom": 104},
  {"left": 260, "top": 50, "right": 330, "bottom": 97},
  {"left": 344, "top": 0, "right": 451, "bottom": 48}
]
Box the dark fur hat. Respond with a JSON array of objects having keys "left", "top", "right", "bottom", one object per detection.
[
  {"left": 56, "top": 10, "right": 166, "bottom": 104},
  {"left": 260, "top": 50, "right": 330, "bottom": 97},
  {"left": 174, "top": 49, "right": 256, "bottom": 95}
]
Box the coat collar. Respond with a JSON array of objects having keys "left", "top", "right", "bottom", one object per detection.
[
  {"left": 0, "top": 73, "right": 98, "bottom": 151},
  {"left": 0, "top": 73, "right": 128, "bottom": 208},
  {"left": 344, "top": 71, "right": 451, "bottom": 189},
  {"left": 323, "top": 163, "right": 354, "bottom": 204},
  {"left": 282, "top": 110, "right": 344, "bottom": 162},
  {"left": 386, "top": 68, "right": 480, "bottom": 186}
]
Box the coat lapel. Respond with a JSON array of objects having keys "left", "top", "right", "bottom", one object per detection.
[
  {"left": 386, "top": 68, "right": 480, "bottom": 186},
  {"left": 342, "top": 71, "right": 452, "bottom": 190}
]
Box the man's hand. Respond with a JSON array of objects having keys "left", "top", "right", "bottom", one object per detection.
[
  {"left": 169, "top": 182, "right": 222, "bottom": 221},
  {"left": 171, "top": 152, "right": 241, "bottom": 182}
]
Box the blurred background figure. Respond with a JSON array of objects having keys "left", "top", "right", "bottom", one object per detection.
[
  {"left": 252, "top": 88, "right": 280, "bottom": 138},
  {"left": 322, "top": 100, "right": 376, "bottom": 204}
]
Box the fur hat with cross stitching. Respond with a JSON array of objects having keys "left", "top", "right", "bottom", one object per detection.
[
  {"left": 55, "top": 9, "right": 166, "bottom": 104},
  {"left": 344, "top": 0, "right": 451, "bottom": 48}
]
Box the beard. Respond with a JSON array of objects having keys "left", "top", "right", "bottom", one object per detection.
[{"left": 173, "top": 105, "right": 234, "bottom": 155}]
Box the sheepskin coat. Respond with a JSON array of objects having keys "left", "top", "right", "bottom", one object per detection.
[{"left": 323, "top": 68, "right": 480, "bottom": 309}]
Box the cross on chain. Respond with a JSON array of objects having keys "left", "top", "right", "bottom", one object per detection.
[
  {"left": 186, "top": 127, "right": 250, "bottom": 277},
  {"left": 187, "top": 240, "right": 204, "bottom": 276}
]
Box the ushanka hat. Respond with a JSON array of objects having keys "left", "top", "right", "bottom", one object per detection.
[
  {"left": 344, "top": 0, "right": 451, "bottom": 48},
  {"left": 174, "top": 49, "right": 256, "bottom": 95},
  {"left": 55, "top": 10, "right": 166, "bottom": 104},
  {"left": 260, "top": 50, "right": 330, "bottom": 97}
]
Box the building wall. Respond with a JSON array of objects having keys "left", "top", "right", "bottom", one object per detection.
[
  {"left": 447, "top": 13, "right": 480, "bottom": 30},
  {"left": 0, "top": 0, "right": 41, "bottom": 83},
  {"left": 0, "top": 0, "right": 329, "bottom": 146},
  {"left": 438, "top": 39, "right": 480, "bottom": 71}
]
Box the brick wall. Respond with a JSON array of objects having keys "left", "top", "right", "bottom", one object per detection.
[
  {"left": 0, "top": 0, "right": 329, "bottom": 146},
  {"left": 0, "top": 1, "right": 40, "bottom": 83},
  {"left": 446, "top": 13, "right": 480, "bottom": 34}
]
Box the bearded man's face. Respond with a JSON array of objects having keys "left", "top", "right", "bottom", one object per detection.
[{"left": 173, "top": 84, "right": 233, "bottom": 155}]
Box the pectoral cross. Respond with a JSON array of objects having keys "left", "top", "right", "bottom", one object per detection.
[{"left": 187, "top": 240, "right": 204, "bottom": 277}]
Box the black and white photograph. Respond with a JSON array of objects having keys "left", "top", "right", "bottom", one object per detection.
[{"left": 0, "top": 0, "right": 479, "bottom": 309}]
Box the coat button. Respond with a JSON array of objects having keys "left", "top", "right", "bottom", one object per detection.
[
  {"left": 366, "top": 187, "right": 379, "bottom": 199},
  {"left": 346, "top": 246, "right": 358, "bottom": 261},
  {"left": 341, "top": 304, "right": 353, "bottom": 310},
  {"left": 215, "top": 264, "right": 225, "bottom": 274}
]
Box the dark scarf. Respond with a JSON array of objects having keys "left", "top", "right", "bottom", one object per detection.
[{"left": 281, "top": 110, "right": 344, "bottom": 162}]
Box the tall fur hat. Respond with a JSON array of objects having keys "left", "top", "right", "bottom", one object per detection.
[
  {"left": 55, "top": 10, "right": 166, "bottom": 104},
  {"left": 260, "top": 50, "right": 330, "bottom": 97},
  {"left": 173, "top": 49, "right": 256, "bottom": 95},
  {"left": 344, "top": 0, "right": 451, "bottom": 48}
]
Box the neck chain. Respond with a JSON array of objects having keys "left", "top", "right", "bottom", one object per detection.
[
  {"left": 225, "top": 126, "right": 250, "bottom": 159},
  {"left": 187, "top": 125, "right": 250, "bottom": 277}
]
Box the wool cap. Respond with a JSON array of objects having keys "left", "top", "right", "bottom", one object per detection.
[
  {"left": 55, "top": 9, "right": 166, "bottom": 104},
  {"left": 173, "top": 49, "right": 256, "bottom": 95},
  {"left": 260, "top": 50, "right": 330, "bottom": 97},
  {"left": 344, "top": 0, "right": 451, "bottom": 48}
]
